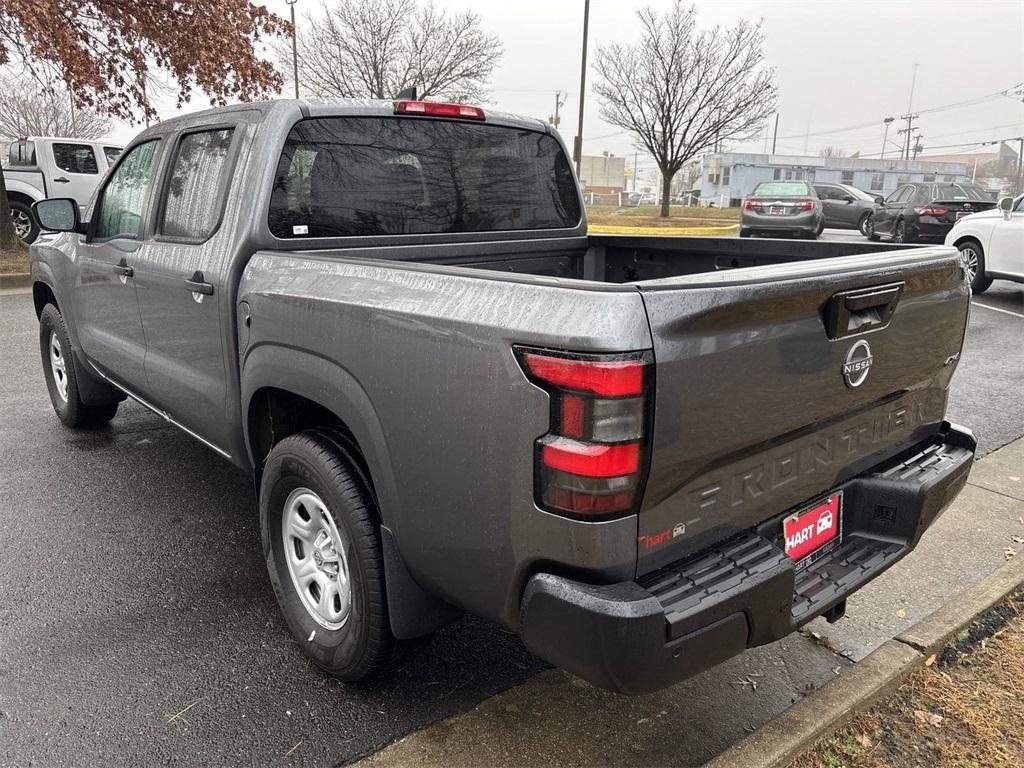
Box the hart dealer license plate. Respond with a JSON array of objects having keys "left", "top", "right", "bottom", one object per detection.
[{"left": 783, "top": 493, "right": 842, "bottom": 568}]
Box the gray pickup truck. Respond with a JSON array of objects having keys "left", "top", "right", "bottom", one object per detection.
[{"left": 29, "top": 99, "right": 975, "bottom": 694}]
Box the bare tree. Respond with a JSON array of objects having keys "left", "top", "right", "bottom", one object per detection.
[
  {"left": 286, "top": 0, "right": 502, "bottom": 101},
  {"left": 594, "top": 2, "right": 776, "bottom": 217},
  {"left": 0, "top": 72, "right": 111, "bottom": 141},
  {"left": 819, "top": 146, "right": 847, "bottom": 159}
]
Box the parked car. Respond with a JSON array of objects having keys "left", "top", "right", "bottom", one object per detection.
[
  {"left": 945, "top": 194, "right": 1024, "bottom": 293},
  {"left": 3, "top": 136, "right": 122, "bottom": 244},
  {"left": 867, "top": 181, "right": 996, "bottom": 243},
  {"left": 29, "top": 98, "right": 974, "bottom": 694},
  {"left": 740, "top": 180, "right": 825, "bottom": 238},
  {"left": 812, "top": 182, "right": 878, "bottom": 236},
  {"left": 629, "top": 192, "right": 657, "bottom": 206}
]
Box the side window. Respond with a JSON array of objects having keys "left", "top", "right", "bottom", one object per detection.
[
  {"left": 888, "top": 186, "right": 908, "bottom": 203},
  {"left": 103, "top": 146, "right": 122, "bottom": 165},
  {"left": 912, "top": 187, "right": 931, "bottom": 204},
  {"left": 160, "top": 128, "right": 235, "bottom": 241},
  {"left": 815, "top": 185, "right": 836, "bottom": 200},
  {"left": 95, "top": 140, "right": 161, "bottom": 240},
  {"left": 52, "top": 143, "right": 98, "bottom": 175}
]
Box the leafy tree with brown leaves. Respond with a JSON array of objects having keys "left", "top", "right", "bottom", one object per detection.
[
  {"left": 594, "top": 2, "right": 776, "bottom": 217},
  {"left": 0, "top": 0, "right": 289, "bottom": 251}
]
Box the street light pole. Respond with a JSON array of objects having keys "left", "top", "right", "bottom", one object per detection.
[
  {"left": 286, "top": 0, "right": 300, "bottom": 99},
  {"left": 573, "top": 0, "right": 590, "bottom": 178},
  {"left": 881, "top": 117, "right": 894, "bottom": 160}
]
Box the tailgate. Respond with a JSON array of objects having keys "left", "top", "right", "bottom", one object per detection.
[{"left": 634, "top": 246, "right": 969, "bottom": 575}]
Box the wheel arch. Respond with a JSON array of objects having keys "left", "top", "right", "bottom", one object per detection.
[{"left": 32, "top": 279, "right": 59, "bottom": 318}]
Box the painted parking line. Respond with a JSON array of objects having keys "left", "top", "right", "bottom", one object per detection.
[{"left": 971, "top": 301, "right": 1024, "bottom": 319}]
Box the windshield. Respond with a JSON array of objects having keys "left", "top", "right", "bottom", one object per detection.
[
  {"left": 269, "top": 117, "right": 581, "bottom": 238},
  {"left": 932, "top": 184, "right": 993, "bottom": 202},
  {"left": 752, "top": 181, "right": 811, "bottom": 197}
]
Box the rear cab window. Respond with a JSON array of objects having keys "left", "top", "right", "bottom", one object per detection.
[
  {"left": 269, "top": 117, "right": 581, "bottom": 238},
  {"left": 52, "top": 143, "right": 98, "bottom": 175}
]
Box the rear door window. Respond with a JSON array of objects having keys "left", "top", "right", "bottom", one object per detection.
[
  {"left": 52, "top": 143, "right": 98, "bottom": 175},
  {"left": 269, "top": 117, "right": 581, "bottom": 237},
  {"left": 94, "top": 140, "right": 161, "bottom": 240},
  {"left": 160, "top": 128, "right": 235, "bottom": 241}
]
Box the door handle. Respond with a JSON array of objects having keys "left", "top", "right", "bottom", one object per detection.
[
  {"left": 113, "top": 258, "right": 133, "bottom": 279},
  {"left": 53, "top": 177, "right": 70, "bottom": 183},
  {"left": 823, "top": 283, "right": 905, "bottom": 340},
  {"left": 185, "top": 271, "right": 214, "bottom": 296}
]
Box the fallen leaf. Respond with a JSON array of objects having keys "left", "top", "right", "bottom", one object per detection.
[
  {"left": 896, "top": 608, "right": 907, "bottom": 619},
  {"left": 925, "top": 654, "right": 937, "bottom": 666},
  {"left": 1010, "top": 536, "right": 1024, "bottom": 544},
  {"left": 855, "top": 732, "right": 873, "bottom": 748},
  {"left": 1005, "top": 547, "right": 1017, "bottom": 560},
  {"left": 913, "top": 709, "right": 944, "bottom": 727}
]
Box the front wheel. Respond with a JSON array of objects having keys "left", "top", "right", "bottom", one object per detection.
[
  {"left": 858, "top": 213, "right": 872, "bottom": 237},
  {"left": 260, "top": 430, "right": 404, "bottom": 681},
  {"left": 958, "top": 240, "right": 992, "bottom": 294},
  {"left": 39, "top": 304, "right": 119, "bottom": 427},
  {"left": 893, "top": 220, "right": 912, "bottom": 243},
  {"left": 10, "top": 200, "right": 39, "bottom": 245}
]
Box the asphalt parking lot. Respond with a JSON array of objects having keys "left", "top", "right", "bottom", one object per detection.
[{"left": 1, "top": 265, "right": 1021, "bottom": 767}]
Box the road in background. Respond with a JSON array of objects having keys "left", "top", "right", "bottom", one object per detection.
[{"left": 1, "top": 270, "right": 1021, "bottom": 766}]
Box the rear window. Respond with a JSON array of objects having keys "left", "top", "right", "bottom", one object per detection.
[
  {"left": 932, "top": 184, "right": 992, "bottom": 202},
  {"left": 752, "top": 181, "right": 811, "bottom": 197},
  {"left": 269, "top": 117, "right": 581, "bottom": 238}
]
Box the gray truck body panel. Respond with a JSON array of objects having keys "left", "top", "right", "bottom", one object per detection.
[{"left": 30, "top": 99, "right": 974, "bottom": 688}]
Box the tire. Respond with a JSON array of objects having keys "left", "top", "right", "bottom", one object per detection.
[
  {"left": 815, "top": 219, "right": 825, "bottom": 237},
  {"left": 957, "top": 239, "right": 993, "bottom": 294},
  {"left": 260, "top": 429, "right": 403, "bottom": 681},
  {"left": 39, "top": 304, "right": 119, "bottom": 428},
  {"left": 865, "top": 215, "right": 880, "bottom": 241},
  {"left": 804, "top": 229, "right": 818, "bottom": 240},
  {"left": 858, "top": 213, "right": 872, "bottom": 237},
  {"left": 739, "top": 228, "right": 752, "bottom": 238},
  {"left": 893, "top": 219, "right": 913, "bottom": 244},
  {"left": 10, "top": 200, "right": 39, "bottom": 245}
]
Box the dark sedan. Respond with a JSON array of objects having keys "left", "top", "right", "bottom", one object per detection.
[
  {"left": 868, "top": 181, "right": 996, "bottom": 243},
  {"left": 813, "top": 182, "right": 878, "bottom": 236}
]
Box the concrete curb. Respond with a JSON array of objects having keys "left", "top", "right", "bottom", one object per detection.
[
  {"left": 588, "top": 223, "right": 739, "bottom": 235},
  {"left": 703, "top": 553, "right": 1024, "bottom": 768},
  {"left": 0, "top": 272, "right": 31, "bottom": 290}
]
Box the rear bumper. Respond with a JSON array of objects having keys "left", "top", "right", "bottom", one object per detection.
[
  {"left": 520, "top": 423, "right": 975, "bottom": 694},
  {"left": 740, "top": 209, "right": 821, "bottom": 233}
]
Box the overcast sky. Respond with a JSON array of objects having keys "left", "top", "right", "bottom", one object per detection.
[{"left": 119, "top": 0, "right": 1024, "bottom": 176}]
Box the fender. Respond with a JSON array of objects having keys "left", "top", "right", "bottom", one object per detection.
[
  {"left": 240, "top": 343, "right": 460, "bottom": 637},
  {"left": 4, "top": 176, "right": 46, "bottom": 202}
]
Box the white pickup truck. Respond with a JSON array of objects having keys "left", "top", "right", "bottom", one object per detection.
[{"left": 3, "top": 136, "right": 122, "bottom": 243}]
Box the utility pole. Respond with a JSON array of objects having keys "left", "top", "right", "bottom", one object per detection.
[
  {"left": 549, "top": 91, "right": 567, "bottom": 128},
  {"left": 1017, "top": 137, "right": 1024, "bottom": 196},
  {"left": 633, "top": 150, "right": 638, "bottom": 192},
  {"left": 897, "top": 114, "right": 919, "bottom": 161},
  {"left": 286, "top": 0, "right": 300, "bottom": 99},
  {"left": 900, "top": 63, "right": 919, "bottom": 162},
  {"left": 573, "top": 0, "right": 591, "bottom": 178},
  {"left": 771, "top": 113, "right": 779, "bottom": 155}
]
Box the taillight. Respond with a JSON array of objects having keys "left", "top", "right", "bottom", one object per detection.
[
  {"left": 394, "top": 99, "right": 486, "bottom": 120},
  {"left": 795, "top": 199, "right": 816, "bottom": 212},
  {"left": 912, "top": 206, "right": 949, "bottom": 216},
  {"left": 743, "top": 199, "right": 759, "bottom": 211},
  {"left": 516, "top": 347, "right": 653, "bottom": 519}
]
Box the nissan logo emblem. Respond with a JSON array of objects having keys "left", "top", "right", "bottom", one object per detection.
[{"left": 842, "top": 340, "right": 873, "bottom": 388}]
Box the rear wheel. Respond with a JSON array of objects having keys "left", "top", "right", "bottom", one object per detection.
[
  {"left": 39, "top": 304, "right": 119, "bottom": 428},
  {"left": 815, "top": 219, "right": 825, "bottom": 236},
  {"left": 893, "top": 220, "right": 911, "bottom": 243},
  {"left": 957, "top": 240, "right": 992, "bottom": 294},
  {"left": 260, "top": 430, "right": 404, "bottom": 681},
  {"left": 10, "top": 200, "right": 39, "bottom": 245}
]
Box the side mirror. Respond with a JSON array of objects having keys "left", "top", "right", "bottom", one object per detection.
[
  {"left": 998, "top": 196, "right": 1013, "bottom": 215},
  {"left": 32, "top": 198, "right": 81, "bottom": 233},
  {"left": 874, "top": 196, "right": 885, "bottom": 205}
]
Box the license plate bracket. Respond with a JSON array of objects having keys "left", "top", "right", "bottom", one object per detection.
[{"left": 783, "top": 492, "right": 842, "bottom": 570}]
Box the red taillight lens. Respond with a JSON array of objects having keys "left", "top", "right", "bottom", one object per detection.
[
  {"left": 394, "top": 99, "right": 486, "bottom": 120},
  {"left": 795, "top": 199, "right": 816, "bottom": 212},
  {"left": 912, "top": 206, "right": 949, "bottom": 216},
  {"left": 743, "top": 199, "right": 759, "bottom": 211},
  {"left": 516, "top": 347, "right": 652, "bottom": 519}
]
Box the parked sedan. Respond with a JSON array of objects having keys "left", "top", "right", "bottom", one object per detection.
[
  {"left": 740, "top": 181, "right": 824, "bottom": 239},
  {"left": 868, "top": 181, "right": 996, "bottom": 243},
  {"left": 812, "top": 182, "right": 878, "bottom": 236},
  {"left": 945, "top": 194, "right": 1024, "bottom": 293}
]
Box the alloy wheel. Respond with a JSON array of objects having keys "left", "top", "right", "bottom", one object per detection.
[
  {"left": 11, "top": 208, "right": 31, "bottom": 242},
  {"left": 282, "top": 488, "right": 353, "bottom": 630},
  {"left": 959, "top": 245, "right": 979, "bottom": 283}
]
